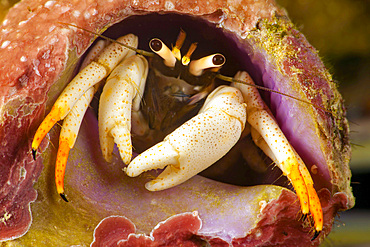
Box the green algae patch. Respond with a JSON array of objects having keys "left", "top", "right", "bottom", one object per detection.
[
  {"left": 246, "top": 16, "right": 353, "bottom": 207},
  {"left": 4, "top": 137, "right": 100, "bottom": 246},
  {"left": 247, "top": 17, "right": 302, "bottom": 74}
]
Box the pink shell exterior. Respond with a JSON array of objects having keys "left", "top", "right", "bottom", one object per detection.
[{"left": 0, "top": 0, "right": 352, "bottom": 245}]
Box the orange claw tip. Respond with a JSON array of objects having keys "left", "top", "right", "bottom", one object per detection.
[
  {"left": 311, "top": 230, "right": 320, "bottom": 241},
  {"left": 60, "top": 193, "right": 69, "bottom": 202},
  {"left": 32, "top": 149, "right": 37, "bottom": 160}
]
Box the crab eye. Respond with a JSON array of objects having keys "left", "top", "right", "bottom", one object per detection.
[
  {"left": 149, "top": 38, "right": 176, "bottom": 68},
  {"left": 189, "top": 53, "right": 226, "bottom": 76},
  {"left": 213, "top": 54, "right": 225, "bottom": 66},
  {"left": 149, "top": 38, "right": 162, "bottom": 51}
]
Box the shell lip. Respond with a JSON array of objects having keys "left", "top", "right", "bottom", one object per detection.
[{"left": 84, "top": 12, "right": 332, "bottom": 192}]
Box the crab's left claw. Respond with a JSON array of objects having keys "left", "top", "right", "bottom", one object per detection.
[
  {"left": 125, "top": 86, "right": 247, "bottom": 191},
  {"left": 232, "top": 71, "right": 323, "bottom": 237}
]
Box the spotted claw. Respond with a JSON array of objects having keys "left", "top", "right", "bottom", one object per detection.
[
  {"left": 125, "top": 85, "right": 247, "bottom": 191},
  {"left": 99, "top": 54, "right": 148, "bottom": 164}
]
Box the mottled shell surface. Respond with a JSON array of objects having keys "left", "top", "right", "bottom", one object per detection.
[{"left": 0, "top": 0, "right": 353, "bottom": 245}]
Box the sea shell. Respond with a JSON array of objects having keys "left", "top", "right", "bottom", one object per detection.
[{"left": 0, "top": 0, "right": 353, "bottom": 245}]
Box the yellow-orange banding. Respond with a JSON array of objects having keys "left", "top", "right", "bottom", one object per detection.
[{"left": 32, "top": 106, "right": 62, "bottom": 152}]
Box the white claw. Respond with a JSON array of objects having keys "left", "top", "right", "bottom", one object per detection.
[
  {"left": 99, "top": 54, "right": 148, "bottom": 163},
  {"left": 124, "top": 141, "right": 179, "bottom": 177},
  {"left": 125, "top": 85, "right": 246, "bottom": 191}
]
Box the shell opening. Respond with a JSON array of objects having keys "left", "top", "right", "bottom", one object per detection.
[{"left": 80, "top": 13, "right": 329, "bottom": 190}]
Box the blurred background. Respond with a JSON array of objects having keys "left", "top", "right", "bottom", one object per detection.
[
  {"left": 1, "top": 0, "right": 369, "bottom": 246},
  {"left": 277, "top": 0, "right": 370, "bottom": 246}
]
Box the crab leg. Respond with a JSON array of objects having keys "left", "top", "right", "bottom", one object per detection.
[
  {"left": 56, "top": 89, "right": 94, "bottom": 200},
  {"left": 125, "top": 85, "right": 247, "bottom": 191},
  {"left": 296, "top": 154, "right": 323, "bottom": 239},
  {"left": 31, "top": 34, "right": 138, "bottom": 156},
  {"left": 232, "top": 71, "right": 323, "bottom": 236},
  {"left": 99, "top": 54, "right": 148, "bottom": 164},
  {"left": 55, "top": 40, "right": 109, "bottom": 200}
]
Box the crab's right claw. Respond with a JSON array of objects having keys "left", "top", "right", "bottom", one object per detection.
[
  {"left": 232, "top": 71, "right": 323, "bottom": 238},
  {"left": 31, "top": 34, "right": 138, "bottom": 157},
  {"left": 99, "top": 54, "right": 148, "bottom": 164},
  {"left": 125, "top": 86, "right": 246, "bottom": 191}
]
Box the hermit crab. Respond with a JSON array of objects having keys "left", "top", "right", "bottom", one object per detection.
[
  {"left": 0, "top": 0, "right": 353, "bottom": 246},
  {"left": 31, "top": 24, "right": 326, "bottom": 238}
]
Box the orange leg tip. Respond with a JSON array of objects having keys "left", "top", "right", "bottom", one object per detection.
[
  {"left": 55, "top": 140, "right": 71, "bottom": 203},
  {"left": 60, "top": 193, "right": 69, "bottom": 202},
  {"left": 32, "top": 149, "right": 37, "bottom": 160},
  {"left": 311, "top": 230, "right": 320, "bottom": 241},
  {"left": 300, "top": 213, "right": 308, "bottom": 222}
]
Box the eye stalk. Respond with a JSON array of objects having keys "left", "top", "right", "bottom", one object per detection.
[
  {"left": 189, "top": 54, "right": 226, "bottom": 76},
  {"left": 149, "top": 38, "right": 177, "bottom": 68},
  {"left": 149, "top": 31, "right": 226, "bottom": 76}
]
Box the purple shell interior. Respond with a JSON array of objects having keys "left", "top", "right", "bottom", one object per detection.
[
  {"left": 94, "top": 13, "right": 330, "bottom": 189},
  {"left": 67, "top": 110, "right": 284, "bottom": 242},
  {"left": 55, "top": 109, "right": 343, "bottom": 246}
]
